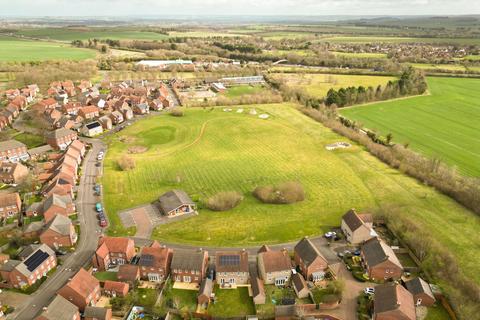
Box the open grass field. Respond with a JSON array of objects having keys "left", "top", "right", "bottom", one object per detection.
[
  {"left": 0, "top": 36, "right": 96, "bottom": 62},
  {"left": 271, "top": 73, "right": 395, "bottom": 98},
  {"left": 12, "top": 28, "right": 169, "bottom": 41},
  {"left": 223, "top": 85, "right": 268, "bottom": 98},
  {"left": 340, "top": 77, "right": 480, "bottom": 176},
  {"left": 102, "top": 103, "right": 480, "bottom": 288}
]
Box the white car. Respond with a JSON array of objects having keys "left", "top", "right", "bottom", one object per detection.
[
  {"left": 324, "top": 231, "right": 337, "bottom": 238},
  {"left": 97, "top": 154, "right": 104, "bottom": 160},
  {"left": 364, "top": 287, "right": 375, "bottom": 295}
]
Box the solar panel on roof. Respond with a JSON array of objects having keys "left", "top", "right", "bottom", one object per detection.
[
  {"left": 139, "top": 254, "right": 154, "bottom": 266},
  {"left": 24, "top": 250, "right": 49, "bottom": 272},
  {"left": 219, "top": 255, "right": 240, "bottom": 266}
]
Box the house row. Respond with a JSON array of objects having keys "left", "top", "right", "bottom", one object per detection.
[
  {"left": 1, "top": 84, "right": 38, "bottom": 131},
  {"left": 0, "top": 140, "right": 29, "bottom": 162}
]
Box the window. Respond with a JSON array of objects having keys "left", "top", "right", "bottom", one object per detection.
[{"left": 183, "top": 276, "right": 191, "bottom": 283}]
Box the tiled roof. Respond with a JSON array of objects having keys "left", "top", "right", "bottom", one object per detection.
[
  {"left": 294, "top": 237, "right": 327, "bottom": 267},
  {"left": 215, "top": 250, "right": 249, "bottom": 273},
  {"left": 362, "top": 237, "right": 403, "bottom": 269},
  {"left": 62, "top": 268, "right": 99, "bottom": 299},
  {"left": 171, "top": 249, "right": 207, "bottom": 271},
  {"left": 374, "top": 283, "right": 416, "bottom": 320},
  {"left": 158, "top": 190, "right": 195, "bottom": 214},
  {"left": 0, "top": 140, "right": 26, "bottom": 152},
  {"left": 259, "top": 249, "right": 291, "bottom": 273},
  {"left": 39, "top": 295, "right": 79, "bottom": 320}
]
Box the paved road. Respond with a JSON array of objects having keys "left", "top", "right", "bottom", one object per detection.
[{"left": 10, "top": 140, "right": 105, "bottom": 320}]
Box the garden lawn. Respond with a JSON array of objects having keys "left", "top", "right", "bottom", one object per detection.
[
  {"left": 208, "top": 286, "right": 255, "bottom": 317},
  {"left": 340, "top": 77, "right": 480, "bottom": 176},
  {"left": 161, "top": 283, "right": 197, "bottom": 313},
  {"left": 94, "top": 272, "right": 118, "bottom": 281},
  {"left": 425, "top": 304, "right": 452, "bottom": 320},
  {"left": 102, "top": 103, "right": 480, "bottom": 287},
  {"left": 0, "top": 36, "right": 96, "bottom": 62},
  {"left": 271, "top": 73, "right": 395, "bottom": 98}
]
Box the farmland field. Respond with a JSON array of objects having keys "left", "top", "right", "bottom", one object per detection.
[
  {"left": 271, "top": 73, "right": 395, "bottom": 98},
  {"left": 340, "top": 77, "right": 480, "bottom": 176},
  {"left": 12, "top": 28, "right": 169, "bottom": 41},
  {"left": 102, "top": 103, "right": 480, "bottom": 287},
  {"left": 0, "top": 36, "right": 96, "bottom": 61},
  {"left": 331, "top": 51, "right": 388, "bottom": 59},
  {"left": 319, "top": 35, "right": 480, "bottom": 45}
]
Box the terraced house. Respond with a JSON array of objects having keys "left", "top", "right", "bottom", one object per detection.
[
  {"left": 215, "top": 250, "right": 249, "bottom": 287},
  {"left": 0, "top": 192, "right": 22, "bottom": 219},
  {"left": 0, "top": 244, "right": 56, "bottom": 288},
  {"left": 46, "top": 128, "right": 78, "bottom": 150},
  {"left": 93, "top": 237, "right": 136, "bottom": 271},
  {"left": 0, "top": 140, "right": 29, "bottom": 162}
]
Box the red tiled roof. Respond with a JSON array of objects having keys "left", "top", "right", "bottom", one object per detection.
[
  {"left": 98, "top": 237, "right": 133, "bottom": 255},
  {"left": 62, "top": 268, "right": 99, "bottom": 299},
  {"left": 104, "top": 280, "right": 129, "bottom": 293}
]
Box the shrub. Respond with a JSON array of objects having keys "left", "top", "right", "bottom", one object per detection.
[
  {"left": 117, "top": 156, "right": 135, "bottom": 171},
  {"left": 205, "top": 191, "right": 243, "bottom": 211},
  {"left": 253, "top": 181, "right": 305, "bottom": 204},
  {"left": 170, "top": 108, "right": 184, "bottom": 117}
]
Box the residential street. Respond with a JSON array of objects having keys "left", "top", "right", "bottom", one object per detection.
[{"left": 9, "top": 139, "right": 105, "bottom": 320}]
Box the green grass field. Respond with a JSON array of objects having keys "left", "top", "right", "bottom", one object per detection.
[
  {"left": 271, "top": 73, "right": 395, "bottom": 98},
  {"left": 12, "top": 132, "right": 44, "bottom": 148},
  {"left": 102, "top": 103, "right": 480, "bottom": 288},
  {"left": 13, "top": 28, "right": 169, "bottom": 41},
  {"left": 340, "top": 77, "right": 480, "bottom": 176},
  {"left": 0, "top": 36, "right": 96, "bottom": 62},
  {"left": 223, "top": 85, "right": 267, "bottom": 98}
]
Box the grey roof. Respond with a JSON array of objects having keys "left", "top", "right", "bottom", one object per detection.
[
  {"left": 198, "top": 278, "right": 213, "bottom": 297},
  {"left": 171, "top": 249, "right": 207, "bottom": 271},
  {"left": 405, "top": 277, "right": 435, "bottom": 300},
  {"left": 0, "top": 259, "right": 21, "bottom": 272},
  {"left": 362, "top": 238, "right": 402, "bottom": 269},
  {"left": 43, "top": 194, "right": 72, "bottom": 211},
  {"left": 14, "top": 244, "right": 55, "bottom": 277},
  {"left": 292, "top": 273, "right": 308, "bottom": 293},
  {"left": 0, "top": 140, "right": 26, "bottom": 152},
  {"left": 342, "top": 209, "right": 365, "bottom": 231},
  {"left": 40, "top": 295, "right": 79, "bottom": 320},
  {"left": 84, "top": 306, "right": 109, "bottom": 319},
  {"left": 26, "top": 202, "right": 43, "bottom": 213},
  {"left": 85, "top": 121, "right": 101, "bottom": 130},
  {"left": 44, "top": 214, "right": 73, "bottom": 236},
  {"left": 249, "top": 265, "right": 265, "bottom": 298},
  {"left": 158, "top": 190, "right": 195, "bottom": 214},
  {"left": 46, "top": 128, "right": 75, "bottom": 140},
  {"left": 18, "top": 244, "right": 41, "bottom": 260},
  {"left": 24, "top": 221, "right": 45, "bottom": 233},
  {"left": 294, "top": 237, "right": 326, "bottom": 267}
]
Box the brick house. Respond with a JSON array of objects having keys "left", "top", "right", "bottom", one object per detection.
[
  {"left": 78, "top": 106, "right": 100, "bottom": 120},
  {"left": 46, "top": 128, "right": 78, "bottom": 150},
  {"left": 257, "top": 246, "right": 292, "bottom": 286},
  {"left": 58, "top": 268, "right": 101, "bottom": 311},
  {"left": 215, "top": 250, "right": 249, "bottom": 287},
  {"left": 0, "top": 244, "right": 56, "bottom": 288},
  {"left": 93, "top": 237, "right": 136, "bottom": 271},
  {"left": 138, "top": 243, "right": 173, "bottom": 282},
  {"left": 0, "top": 162, "right": 29, "bottom": 184},
  {"left": 0, "top": 140, "right": 29, "bottom": 162},
  {"left": 405, "top": 277, "right": 436, "bottom": 306},
  {"left": 294, "top": 237, "right": 328, "bottom": 282},
  {"left": 62, "top": 102, "right": 82, "bottom": 115},
  {"left": 40, "top": 98, "right": 59, "bottom": 110},
  {"left": 171, "top": 249, "right": 208, "bottom": 284},
  {"left": 36, "top": 294, "right": 81, "bottom": 320},
  {"left": 103, "top": 280, "right": 129, "bottom": 298},
  {"left": 361, "top": 237, "right": 404, "bottom": 281},
  {"left": 40, "top": 214, "right": 78, "bottom": 249},
  {"left": 43, "top": 193, "right": 76, "bottom": 222},
  {"left": 374, "top": 283, "right": 416, "bottom": 320},
  {"left": 69, "top": 139, "right": 86, "bottom": 157},
  {"left": 341, "top": 209, "right": 376, "bottom": 244},
  {"left": 0, "top": 193, "right": 22, "bottom": 220},
  {"left": 117, "top": 264, "right": 140, "bottom": 286},
  {"left": 157, "top": 190, "right": 196, "bottom": 218}
]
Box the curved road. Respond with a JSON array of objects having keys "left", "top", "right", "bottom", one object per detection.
[{"left": 10, "top": 140, "right": 105, "bottom": 320}]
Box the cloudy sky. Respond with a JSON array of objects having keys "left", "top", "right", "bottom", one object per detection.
[{"left": 1, "top": 0, "right": 479, "bottom": 16}]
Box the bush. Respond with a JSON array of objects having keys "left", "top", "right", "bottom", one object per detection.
[
  {"left": 170, "top": 108, "right": 184, "bottom": 117},
  {"left": 253, "top": 181, "right": 305, "bottom": 204},
  {"left": 117, "top": 156, "right": 135, "bottom": 171},
  {"left": 205, "top": 191, "right": 243, "bottom": 211}
]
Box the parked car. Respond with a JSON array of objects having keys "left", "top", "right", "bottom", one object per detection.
[
  {"left": 99, "top": 219, "right": 107, "bottom": 227},
  {"left": 94, "top": 185, "right": 101, "bottom": 195},
  {"left": 95, "top": 203, "right": 102, "bottom": 212},
  {"left": 364, "top": 287, "right": 375, "bottom": 295},
  {"left": 324, "top": 231, "right": 337, "bottom": 238}
]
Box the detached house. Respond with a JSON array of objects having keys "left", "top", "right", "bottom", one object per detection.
[
  {"left": 294, "top": 237, "right": 328, "bottom": 282},
  {"left": 341, "top": 209, "right": 376, "bottom": 244},
  {"left": 58, "top": 268, "right": 101, "bottom": 311},
  {"left": 257, "top": 246, "right": 292, "bottom": 286},
  {"left": 46, "top": 128, "right": 78, "bottom": 150},
  {"left": 0, "top": 140, "right": 29, "bottom": 162},
  {"left": 215, "top": 250, "right": 249, "bottom": 287},
  {"left": 158, "top": 190, "right": 196, "bottom": 218},
  {"left": 361, "top": 237, "right": 403, "bottom": 281},
  {"left": 374, "top": 283, "right": 416, "bottom": 320},
  {"left": 171, "top": 249, "right": 208, "bottom": 284},
  {"left": 40, "top": 214, "right": 78, "bottom": 249},
  {"left": 0, "top": 162, "right": 28, "bottom": 184},
  {"left": 36, "top": 294, "right": 81, "bottom": 320},
  {"left": 43, "top": 193, "right": 76, "bottom": 222},
  {"left": 0, "top": 193, "right": 22, "bottom": 220},
  {"left": 138, "top": 243, "right": 173, "bottom": 282},
  {"left": 0, "top": 244, "right": 56, "bottom": 288},
  {"left": 93, "top": 237, "right": 136, "bottom": 271},
  {"left": 405, "top": 277, "right": 436, "bottom": 307}
]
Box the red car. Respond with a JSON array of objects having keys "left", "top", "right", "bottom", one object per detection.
[{"left": 99, "top": 219, "right": 107, "bottom": 227}]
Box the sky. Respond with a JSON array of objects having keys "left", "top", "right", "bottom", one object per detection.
[{"left": 1, "top": 0, "right": 479, "bottom": 16}]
